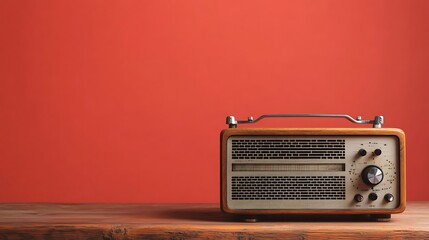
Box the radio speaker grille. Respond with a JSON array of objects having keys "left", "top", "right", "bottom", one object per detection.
[
  {"left": 231, "top": 176, "right": 346, "bottom": 200},
  {"left": 231, "top": 139, "right": 345, "bottom": 159}
]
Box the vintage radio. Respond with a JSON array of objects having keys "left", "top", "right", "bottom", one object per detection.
[{"left": 220, "top": 114, "right": 406, "bottom": 221}]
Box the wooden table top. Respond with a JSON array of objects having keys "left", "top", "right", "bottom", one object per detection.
[{"left": 0, "top": 202, "right": 428, "bottom": 239}]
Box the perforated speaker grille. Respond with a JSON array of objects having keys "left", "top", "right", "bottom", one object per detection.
[
  {"left": 231, "top": 176, "right": 346, "bottom": 200},
  {"left": 231, "top": 139, "right": 345, "bottom": 159}
]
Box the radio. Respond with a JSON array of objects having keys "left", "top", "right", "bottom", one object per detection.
[{"left": 220, "top": 114, "right": 406, "bottom": 221}]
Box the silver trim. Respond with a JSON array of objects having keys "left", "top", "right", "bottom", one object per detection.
[
  {"left": 226, "top": 114, "right": 384, "bottom": 128},
  {"left": 367, "top": 167, "right": 384, "bottom": 185}
]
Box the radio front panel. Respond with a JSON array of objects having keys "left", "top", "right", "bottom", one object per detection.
[{"left": 225, "top": 135, "right": 401, "bottom": 210}]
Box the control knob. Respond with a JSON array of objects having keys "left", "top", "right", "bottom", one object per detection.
[
  {"left": 362, "top": 165, "right": 384, "bottom": 186},
  {"left": 384, "top": 193, "right": 394, "bottom": 202},
  {"left": 369, "top": 193, "right": 378, "bottom": 201},
  {"left": 354, "top": 194, "right": 364, "bottom": 202},
  {"left": 358, "top": 149, "right": 367, "bottom": 156},
  {"left": 374, "top": 149, "right": 382, "bottom": 156}
]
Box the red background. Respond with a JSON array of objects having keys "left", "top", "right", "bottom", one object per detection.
[{"left": 1, "top": 1, "right": 428, "bottom": 202}]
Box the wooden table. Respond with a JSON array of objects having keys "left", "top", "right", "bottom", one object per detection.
[{"left": 0, "top": 202, "right": 428, "bottom": 239}]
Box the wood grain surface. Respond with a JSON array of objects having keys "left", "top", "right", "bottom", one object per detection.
[{"left": 0, "top": 202, "right": 428, "bottom": 239}]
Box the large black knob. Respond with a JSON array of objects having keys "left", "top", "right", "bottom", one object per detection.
[{"left": 362, "top": 165, "right": 384, "bottom": 186}]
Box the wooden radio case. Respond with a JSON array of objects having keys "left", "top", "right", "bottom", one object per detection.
[{"left": 220, "top": 114, "right": 406, "bottom": 221}]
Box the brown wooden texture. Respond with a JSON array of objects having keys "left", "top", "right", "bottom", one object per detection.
[
  {"left": 220, "top": 128, "right": 406, "bottom": 215},
  {"left": 0, "top": 202, "right": 427, "bottom": 239}
]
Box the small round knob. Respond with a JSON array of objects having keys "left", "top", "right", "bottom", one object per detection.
[
  {"left": 362, "top": 165, "right": 384, "bottom": 186},
  {"left": 384, "top": 193, "right": 394, "bottom": 202},
  {"left": 358, "top": 149, "right": 367, "bottom": 156},
  {"left": 369, "top": 193, "right": 378, "bottom": 201},
  {"left": 374, "top": 149, "right": 382, "bottom": 156},
  {"left": 354, "top": 194, "right": 364, "bottom": 202}
]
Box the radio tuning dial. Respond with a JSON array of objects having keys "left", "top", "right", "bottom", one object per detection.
[{"left": 362, "top": 165, "right": 384, "bottom": 186}]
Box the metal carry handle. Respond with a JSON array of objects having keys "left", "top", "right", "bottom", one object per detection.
[{"left": 226, "top": 114, "right": 384, "bottom": 128}]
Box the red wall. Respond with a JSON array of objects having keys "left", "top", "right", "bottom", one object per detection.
[{"left": 1, "top": 0, "right": 428, "bottom": 202}]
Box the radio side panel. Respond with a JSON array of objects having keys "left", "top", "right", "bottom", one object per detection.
[{"left": 220, "top": 128, "right": 406, "bottom": 215}]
